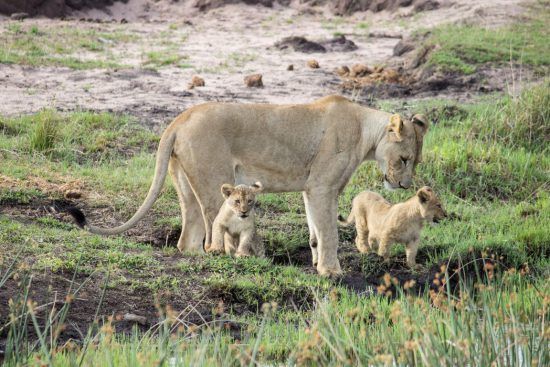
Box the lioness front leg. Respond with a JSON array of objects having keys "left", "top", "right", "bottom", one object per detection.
[
  {"left": 303, "top": 192, "right": 318, "bottom": 267},
  {"left": 304, "top": 190, "right": 342, "bottom": 277}
]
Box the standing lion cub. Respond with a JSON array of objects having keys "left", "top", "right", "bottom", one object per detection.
[
  {"left": 338, "top": 186, "right": 447, "bottom": 267},
  {"left": 206, "top": 182, "right": 265, "bottom": 257}
]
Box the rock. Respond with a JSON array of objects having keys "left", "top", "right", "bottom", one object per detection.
[
  {"left": 368, "top": 31, "right": 403, "bottom": 39},
  {"left": 274, "top": 36, "right": 326, "bottom": 53},
  {"left": 350, "top": 64, "right": 372, "bottom": 77},
  {"left": 10, "top": 12, "right": 29, "bottom": 20},
  {"left": 321, "top": 35, "right": 358, "bottom": 52},
  {"left": 307, "top": 60, "right": 320, "bottom": 69},
  {"left": 413, "top": 0, "right": 439, "bottom": 12},
  {"left": 336, "top": 65, "right": 350, "bottom": 76},
  {"left": 287, "top": 64, "right": 294, "bottom": 71},
  {"left": 407, "top": 44, "right": 435, "bottom": 69},
  {"left": 393, "top": 39, "right": 415, "bottom": 56},
  {"left": 123, "top": 313, "right": 147, "bottom": 325},
  {"left": 244, "top": 74, "right": 263, "bottom": 88},
  {"left": 332, "top": 0, "right": 415, "bottom": 15},
  {"left": 188, "top": 75, "right": 205, "bottom": 89},
  {"left": 273, "top": 35, "right": 357, "bottom": 53}
]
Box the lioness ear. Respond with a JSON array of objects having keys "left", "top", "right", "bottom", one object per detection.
[
  {"left": 221, "top": 184, "right": 234, "bottom": 199},
  {"left": 387, "top": 114, "right": 403, "bottom": 142},
  {"left": 411, "top": 114, "right": 430, "bottom": 166},
  {"left": 417, "top": 186, "right": 432, "bottom": 203},
  {"left": 251, "top": 181, "right": 263, "bottom": 193},
  {"left": 411, "top": 114, "right": 430, "bottom": 137}
]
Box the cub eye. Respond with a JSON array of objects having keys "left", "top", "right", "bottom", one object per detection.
[
  {"left": 401, "top": 156, "right": 408, "bottom": 165},
  {"left": 248, "top": 200, "right": 253, "bottom": 205},
  {"left": 235, "top": 200, "right": 240, "bottom": 204}
]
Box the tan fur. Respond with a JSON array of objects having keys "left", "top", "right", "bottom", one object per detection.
[
  {"left": 207, "top": 182, "right": 264, "bottom": 257},
  {"left": 74, "top": 95, "right": 429, "bottom": 277},
  {"left": 339, "top": 186, "right": 446, "bottom": 267}
]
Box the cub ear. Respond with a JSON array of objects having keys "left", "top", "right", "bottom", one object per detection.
[
  {"left": 251, "top": 181, "right": 263, "bottom": 193},
  {"left": 221, "top": 184, "right": 234, "bottom": 199},
  {"left": 411, "top": 114, "right": 430, "bottom": 137},
  {"left": 417, "top": 186, "right": 432, "bottom": 203},
  {"left": 386, "top": 114, "right": 403, "bottom": 142}
]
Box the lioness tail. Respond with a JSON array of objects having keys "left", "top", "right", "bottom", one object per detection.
[{"left": 68, "top": 130, "right": 177, "bottom": 235}]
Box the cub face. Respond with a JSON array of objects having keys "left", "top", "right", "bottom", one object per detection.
[
  {"left": 221, "top": 182, "right": 263, "bottom": 219},
  {"left": 416, "top": 186, "right": 447, "bottom": 223}
]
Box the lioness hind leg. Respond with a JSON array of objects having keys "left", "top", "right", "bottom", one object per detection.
[{"left": 169, "top": 160, "right": 205, "bottom": 253}]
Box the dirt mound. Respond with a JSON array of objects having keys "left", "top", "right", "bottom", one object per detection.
[
  {"left": 192, "top": 0, "right": 287, "bottom": 11},
  {"left": 0, "top": 0, "right": 125, "bottom": 17},
  {"left": 192, "top": 0, "right": 440, "bottom": 14},
  {"left": 274, "top": 36, "right": 327, "bottom": 53},
  {"left": 274, "top": 35, "right": 357, "bottom": 53},
  {"left": 325, "top": 0, "right": 439, "bottom": 15}
]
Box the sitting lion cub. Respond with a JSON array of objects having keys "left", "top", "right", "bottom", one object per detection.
[
  {"left": 206, "top": 182, "right": 265, "bottom": 257},
  {"left": 338, "top": 186, "right": 447, "bottom": 267}
]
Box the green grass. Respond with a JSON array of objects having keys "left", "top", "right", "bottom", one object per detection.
[
  {"left": 0, "top": 23, "right": 136, "bottom": 69},
  {"left": 1, "top": 85, "right": 549, "bottom": 365},
  {"left": 423, "top": 5, "right": 550, "bottom": 74},
  {"left": 3, "top": 267, "right": 548, "bottom": 366},
  {"left": 142, "top": 51, "right": 191, "bottom": 69}
]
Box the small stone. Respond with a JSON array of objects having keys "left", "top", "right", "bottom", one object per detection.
[
  {"left": 335, "top": 65, "right": 350, "bottom": 77},
  {"left": 350, "top": 64, "right": 372, "bottom": 77},
  {"left": 188, "top": 75, "right": 205, "bottom": 89},
  {"left": 287, "top": 64, "right": 294, "bottom": 71},
  {"left": 307, "top": 60, "right": 320, "bottom": 69},
  {"left": 10, "top": 12, "right": 29, "bottom": 20},
  {"left": 120, "top": 18, "right": 128, "bottom": 24},
  {"left": 244, "top": 74, "right": 263, "bottom": 88}
]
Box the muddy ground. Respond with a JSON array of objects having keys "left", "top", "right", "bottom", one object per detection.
[{"left": 0, "top": 0, "right": 533, "bottom": 344}]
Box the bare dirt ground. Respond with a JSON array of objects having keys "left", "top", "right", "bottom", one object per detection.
[{"left": 0, "top": 0, "right": 528, "bottom": 131}]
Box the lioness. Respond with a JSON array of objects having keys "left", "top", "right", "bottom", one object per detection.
[
  {"left": 70, "top": 95, "right": 429, "bottom": 276},
  {"left": 208, "top": 182, "right": 264, "bottom": 257},
  {"left": 338, "top": 186, "right": 447, "bottom": 267}
]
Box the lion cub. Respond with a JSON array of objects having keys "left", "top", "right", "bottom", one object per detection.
[
  {"left": 206, "top": 182, "right": 265, "bottom": 257},
  {"left": 339, "top": 186, "right": 447, "bottom": 267}
]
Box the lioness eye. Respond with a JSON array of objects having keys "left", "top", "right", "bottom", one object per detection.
[
  {"left": 248, "top": 200, "right": 253, "bottom": 205},
  {"left": 401, "top": 156, "right": 408, "bottom": 165},
  {"left": 235, "top": 200, "right": 240, "bottom": 204}
]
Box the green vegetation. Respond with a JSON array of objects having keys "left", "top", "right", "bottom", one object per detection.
[
  {"left": 1, "top": 84, "right": 549, "bottom": 365},
  {"left": 0, "top": 23, "right": 135, "bottom": 69},
  {"left": 424, "top": 4, "right": 549, "bottom": 74},
  {"left": 142, "top": 51, "right": 191, "bottom": 69}
]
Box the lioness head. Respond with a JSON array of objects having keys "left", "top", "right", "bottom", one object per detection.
[
  {"left": 416, "top": 186, "right": 447, "bottom": 223},
  {"left": 376, "top": 114, "right": 429, "bottom": 190},
  {"left": 221, "top": 182, "right": 263, "bottom": 219}
]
